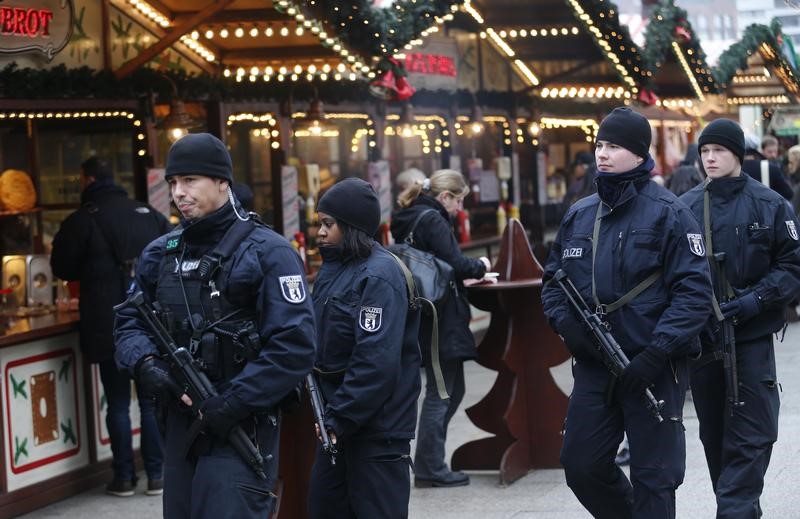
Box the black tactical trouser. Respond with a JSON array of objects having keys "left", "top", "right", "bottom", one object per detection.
[
  {"left": 691, "top": 336, "right": 780, "bottom": 519},
  {"left": 560, "top": 356, "right": 689, "bottom": 519}
]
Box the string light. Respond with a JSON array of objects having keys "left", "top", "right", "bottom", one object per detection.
[
  {"left": 727, "top": 95, "right": 790, "bottom": 105},
  {"left": 672, "top": 41, "right": 705, "bottom": 102},
  {"left": 539, "top": 85, "right": 631, "bottom": 99},
  {"left": 127, "top": 0, "right": 170, "bottom": 28}
]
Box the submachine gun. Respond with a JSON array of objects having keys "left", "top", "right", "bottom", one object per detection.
[
  {"left": 306, "top": 373, "right": 337, "bottom": 465},
  {"left": 713, "top": 252, "right": 745, "bottom": 415},
  {"left": 115, "top": 291, "right": 267, "bottom": 480},
  {"left": 553, "top": 269, "right": 665, "bottom": 423}
]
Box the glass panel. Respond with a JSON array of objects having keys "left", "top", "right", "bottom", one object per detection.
[
  {"left": 226, "top": 122, "right": 275, "bottom": 222},
  {"left": 35, "top": 119, "right": 135, "bottom": 206}
]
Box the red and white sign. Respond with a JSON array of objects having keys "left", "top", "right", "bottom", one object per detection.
[
  {"left": 0, "top": 0, "right": 73, "bottom": 61},
  {"left": 404, "top": 35, "right": 459, "bottom": 92}
]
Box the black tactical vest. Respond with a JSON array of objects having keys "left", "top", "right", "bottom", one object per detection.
[{"left": 155, "top": 226, "right": 261, "bottom": 384}]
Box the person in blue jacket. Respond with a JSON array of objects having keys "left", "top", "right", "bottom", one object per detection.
[
  {"left": 541, "top": 107, "right": 714, "bottom": 519},
  {"left": 307, "top": 177, "right": 421, "bottom": 518},
  {"left": 114, "top": 133, "right": 316, "bottom": 519},
  {"left": 680, "top": 119, "right": 800, "bottom": 518}
]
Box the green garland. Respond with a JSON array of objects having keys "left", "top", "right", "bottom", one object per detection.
[
  {"left": 0, "top": 63, "right": 517, "bottom": 110},
  {"left": 641, "top": 0, "right": 719, "bottom": 94},
  {"left": 572, "top": 0, "right": 648, "bottom": 87},
  {"left": 713, "top": 19, "right": 800, "bottom": 88},
  {"left": 282, "top": 0, "right": 463, "bottom": 59}
]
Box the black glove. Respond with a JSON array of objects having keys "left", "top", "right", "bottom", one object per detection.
[
  {"left": 620, "top": 347, "right": 667, "bottom": 395},
  {"left": 136, "top": 357, "right": 182, "bottom": 401},
  {"left": 199, "top": 395, "right": 242, "bottom": 439},
  {"left": 556, "top": 313, "right": 598, "bottom": 362},
  {"left": 720, "top": 290, "right": 762, "bottom": 324}
]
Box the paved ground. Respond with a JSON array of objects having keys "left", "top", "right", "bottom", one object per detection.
[{"left": 20, "top": 322, "right": 800, "bottom": 518}]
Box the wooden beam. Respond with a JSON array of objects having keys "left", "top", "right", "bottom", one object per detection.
[
  {"left": 222, "top": 46, "right": 336, "bottom": 62},
  {"left": 173, "top": 9, "right": 289, "bottom": 26},
  {"left": 115, "top": 0, "right": 235, "bottom": 79}
]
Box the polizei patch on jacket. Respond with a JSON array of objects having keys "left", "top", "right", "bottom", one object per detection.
[
  {"left": 562, "top": 247, "right": 583, "bottom": 259},
  {"left": 687, "top": 233, "right": 706, "bottom": 256},
  {"left": 359, "top": 306, "right": 383, "bottom": 332},
  {"left": 279, "top": 275, "right": 306, "bottom": 303},
  {"left": 786, "top": 220, "right": 799, "bottom": 241}
]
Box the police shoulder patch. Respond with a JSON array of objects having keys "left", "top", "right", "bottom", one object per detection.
[
  {"left": 687, "top": 233, "right": 706, "bottom": 257},
  {"left": 359, "top": 306, "right": 383, "bottom": 332},
  {"left": 279, "top": 275, "right": 306, "bottom": 303},
  {"left": 787, "top": 220, "right": 799, "bottom": 241}
]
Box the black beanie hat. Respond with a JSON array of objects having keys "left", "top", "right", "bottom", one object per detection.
[
  {"left": 165, "top": 133, "right": 233, "bottom": 183},
  {"left": 317, "top": 178, "right": 381, "bottom": 236},
  {"left": 596, "top": 107, "right": 652, "bottom": 159},
  {"left": 81, "top": 156, "right": 112, "bottom": 179},
  {"left": 698, "top": 119, "right": 745, "bottom": 164}
]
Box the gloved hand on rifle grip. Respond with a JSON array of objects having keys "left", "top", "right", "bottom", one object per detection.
[
  {"left": 556, "top": 313, "right": 599, "bottom": 362},
  {"left": 620, "top": 347, "right": 667, "bottom": 395},
  {"left": 720, "top": 290, "right": 761, "bottom": 324},
  {"left": 136, "top": 356, "right": 183, "bottom": 401},
  {"left": 199, "top": 395, "right": 244, "bottom": 439}
]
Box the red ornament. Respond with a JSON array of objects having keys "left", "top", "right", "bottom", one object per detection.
[
  {"left": 674, "top": 26, "right": 691, "bottom": 43},
  {"left": 369, "top": 69, "right": 399, "bottom": 100},
  {"left": 393, "top": 75, "right": 416, "bottom": 101},
  {"left": 638, "top": 89, "right": 659, "bottom": 106}
]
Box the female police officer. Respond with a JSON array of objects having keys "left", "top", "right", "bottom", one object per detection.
[
  {"left": 541, "top": 107, "right": 713, "bottom": 518},
  {"left": 308, "top": 178, "right": 421, "bottom": 518},
  {"left": 680, "top": 119, "right": 800, "bottom": 517},
  {"left": 114, "top": 133, "right": 316, "bottom": 518}
]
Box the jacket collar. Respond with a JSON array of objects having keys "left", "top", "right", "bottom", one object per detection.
[{"left": 705, "top": 174, "right": 747, "bottom": 200}]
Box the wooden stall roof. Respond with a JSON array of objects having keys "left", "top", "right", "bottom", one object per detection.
[
  {"left": 469, "top": 0, "right": 647, "bottom": 100},
  {"left": 111, "top": 0, "right": 363, "bottom": 80},
  {"left": 639, "top": 0, "right": 719, "bottom": 103},
  {"left": 714, "top": 21, "right": 800, "bottom": 108}
]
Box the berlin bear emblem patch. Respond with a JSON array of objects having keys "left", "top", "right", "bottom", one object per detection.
[
  {"left": 786, "top": 220, "right": 798, "bottom": 241},
  {"left": 279, "top": 275, "right": 306, "bottom": 303},
  {"left": 687, "top": 233, "right": 705, "bottom": 257},
  {"left": 359, "top": 306, "right": 383, "bottom": 332}
]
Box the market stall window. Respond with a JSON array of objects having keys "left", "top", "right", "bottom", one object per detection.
[{"left": 226, "top": 117, "right": 277, "bottom": 221}]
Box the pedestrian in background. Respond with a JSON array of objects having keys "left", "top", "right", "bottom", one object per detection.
[
  {"left": 308, "top": 178, "right": 421, "bottom": 517},
  {"left": 667, "top": 144, "right": 704, "bottom": 197},
  {"left": 680, "top": 119, "right": 800, "bottom": 517},
  {"left": 114, "top": 133, "right": 316, "bottom": 518},
  {"left": 742, "top": 134, "right": 794, "bottom": 200},
  {"left": 391, "top": 169, "right": 492, "bottom": 488},
  {"left": 51, "top": 156, "right": 171, "bottom": 497},
  {"left": 541, "top": 107, "right": 713, "bottom": 518}
]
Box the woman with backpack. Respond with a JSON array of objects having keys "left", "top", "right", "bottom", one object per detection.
[{"left": 391, "top": 169, "right": 492, "bottom": 488}]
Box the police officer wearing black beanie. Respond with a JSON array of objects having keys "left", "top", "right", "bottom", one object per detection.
[
  {"left": 542, "top": 107, "right": 714, "bottom": 518},
  {"left": 114, "top": 133, "right": 316, "bottom": 518},
  {"left": 308, "top": 177, "right": 422, "bottom": 518},
  {"left": 680, "top": 119, "right": 800, "bottom": 517}
]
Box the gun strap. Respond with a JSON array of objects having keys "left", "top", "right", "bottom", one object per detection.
[
  {"left": 591, "top": 203, "right": 662, "bottom": 316},
  {"left": 703, "top": 184, "right": 734, "bottom": 323},
  {"left": 388, "top": 251, "right": 448, "bottom": 400}
]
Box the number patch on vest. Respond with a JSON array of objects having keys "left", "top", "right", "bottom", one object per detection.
[
  {"left": 359, "top": 306, "right": 383, "bottom": 332},
  {"left": 279, "top": 275, "right": 306, "bottom": 303},
  {"left": 687, "top": 233, "right": 706, "bottom": 256}
]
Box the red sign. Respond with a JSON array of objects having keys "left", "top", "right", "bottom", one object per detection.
[
  {"left": 405, "top": 53, "right": 457, "bottom": 77},
  {"left": 0, "top": 8, "right": 54, "bottom": 38},
  {"left": 0, "top": 0, "right": 73, "bottom": 61}
]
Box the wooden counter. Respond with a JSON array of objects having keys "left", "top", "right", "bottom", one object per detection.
[{"left": 0, "top": 311, "right": 122, "bottom": 519}]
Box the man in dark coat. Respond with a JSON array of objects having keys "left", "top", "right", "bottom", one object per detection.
[
  {"left": 680, "top": 119, "right": 800, "bottom": 517},
  {"left": 51, "top": 157, "right": 171, "bottom": 496},
  {"left": 742, "top": 134, "right": 794, "bottom": 200},
  {"left": 542, "top": 107, "right": 713, "bottom": 518}
]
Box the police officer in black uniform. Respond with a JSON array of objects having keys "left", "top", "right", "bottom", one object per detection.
[
  {"left": 114, "top": 133, "right": 316, "bottom": 519},
  {"left": 307, "top": 178, "right": 421, "bottom": 518},
  {"left": 680, "top": 119, "right": 800, "bottom": 518},
  {"left": 541, "top": 107, "right": 713, "bottom": 518}
]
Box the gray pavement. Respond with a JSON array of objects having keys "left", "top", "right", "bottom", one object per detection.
[{"left": 21, "top": 322, "right": 800, "bottom": 518}]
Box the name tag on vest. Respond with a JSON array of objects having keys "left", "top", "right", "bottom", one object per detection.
[{"left": 562, "top": 247, "right": 584, "bottom": 259}]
